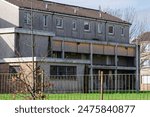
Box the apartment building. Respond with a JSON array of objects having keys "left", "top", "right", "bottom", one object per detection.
[
  {"left": 134, "top": 32, "right": 150, "bottom": 90},
  {"left": 0, "top": 0, "right": 139, "bottom": 92}
]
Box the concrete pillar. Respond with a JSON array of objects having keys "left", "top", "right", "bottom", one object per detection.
[
  {"left": 108, "top": 70, "right": 112, "bottom": 89},
  {"left": 62, "top": 40, "right": 65, "bottom": 59},
  {"left": 90, "top": 43, "right": 93, "bottom": 92},
  {"left": 47, "top": 36, "right": 53, "bottom": 57},
  {"left": 115, "top": 44, "right": 118, "bottom": 91},
  {"left": 115, "top": 70, "right": 118, "bottom": 91},
  {"left": 136, "top": 43, "right": 140, "bottom": 92}
]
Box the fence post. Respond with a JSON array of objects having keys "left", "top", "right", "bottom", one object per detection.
[
  {"left": 99, "top": 71, "right": 104, "bottom": 100},
  {"left": 41, "top": 70, "right": 44, "bottom": 93}
]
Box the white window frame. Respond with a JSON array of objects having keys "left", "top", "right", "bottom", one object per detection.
[
  {"left": 43, "top": 15, "right": 48, "bottom": 27},
  {"left": 98, "top": 23, "right": 102, "bottom": 33},
  {"left": 145, "top": 44, "right": 150, "bottom": 52},
  {"left": 142, "top": 76, "right": 150, "bottom": 84},
  {"left": 121, "top": 27, "right": 124, "bottom": 36},
  {"left": 108, "top": 25, "right": 114, "bottom": 35},
  {"left": 24, "top": 12, "right": 31, "bottom": 25},
  {"left": 143, "top": 60, "right": 150, "bottom": 67},
  {"left": 72, "top": 21, "right": 77, "bottom": 31},
  {"left": 84, "top": 21, "right": 90, "bottom": 32},
  {"left": 56, "top": 18, "right": 63, "bottom": 28}
]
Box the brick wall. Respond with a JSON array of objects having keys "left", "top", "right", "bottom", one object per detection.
[{"left": 0, "top": 64, "right": 9, "bottom": 73}]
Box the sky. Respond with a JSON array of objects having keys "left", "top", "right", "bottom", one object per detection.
[{"left": 48, "top": 0, "right": 150, "bottom": 31}]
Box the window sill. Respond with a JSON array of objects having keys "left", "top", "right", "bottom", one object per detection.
[
  {"left": 56, "top": 26, "right": 63, "bottom": 29},
  {"left": 72, "top": 28, "right": 77, "bottom": 31},
  {"left": 84, "top": 30, "right": 90, "bottom": 32},
  {"left": 108, "top": 33, "right": 114, "bottom": 36},
  {"left": 121, "top": 34, "right": 125, "bottom": 37}
]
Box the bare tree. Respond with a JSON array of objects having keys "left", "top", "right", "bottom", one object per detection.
[
  {"left": 103, "top": 7, "right": 148, "bottom": 40},
  {"left": 103, "top": 7, "right": 150, "bottom": 73}
]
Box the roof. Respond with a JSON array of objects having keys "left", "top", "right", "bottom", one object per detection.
[
  {"left": 136, "top": 32, "right": 150, "bottom": 43},
  {"left": 139, "top": 32, "right": 150, "bottom": 42},
  {"left": 5, "top": 0, "right": 130, "bottom": 24}
]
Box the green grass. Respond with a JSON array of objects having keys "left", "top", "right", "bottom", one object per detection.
[{"left": 0, "top": 92, "right": 150, "bottom": 100}]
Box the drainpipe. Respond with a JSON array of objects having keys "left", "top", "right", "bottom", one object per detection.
[
  {"left": 104, "top": 21, "right": 107, "bottom": 42},
  {"left": 62, "top": 40, "right": 65, "bottom": 59},
  {"left": 136, "top": 41, "right": 139, "bottom": 92}
]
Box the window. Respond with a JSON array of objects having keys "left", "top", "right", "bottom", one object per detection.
[
  {"left": 24, "top": 12, "right": 31, "bottom": 25},
  {"left": 50, "top": 66, "right": 76, "bottom": 76},
  {"left": 84, "top": 21, "right": 90, "bottom": 31},
  {"left": 143, "top": 60, "right": 150, "bottom": 67},
  {"left": 9, "top": 66, "right": 21, "bottom": 73},
  {"left": 121, "top": 27, "right": 124, "bottom": 36},
  {"left": 145, "top": 44, "right": 150, "bottom": 52},
  {"left": 108, "top": 25, "right": 114, "bottom": 35},
  {"left": 52, "top": 51, "right": 62, "bottom": 58},
  {"left": 142, "top": 76, "right": 150, "bottom": 84},
  {"left": 72, "top": 21, "right": 77, "bottom": 30},
  {"left": 56, "top": 18, "right": 63, "bottom": 28},
  {"left": 98, "top": 23, "right": 102, "bottom": 33},
  {"left": 43, "top": 15, "right": 48, "bottom": 27}
]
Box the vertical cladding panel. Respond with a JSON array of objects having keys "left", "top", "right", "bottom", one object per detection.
[
  {"left": 128, "top": 47, "right": 136, "bottom": 56},
  {"left": 83, "top": 21, "right": 95, "bottom": 39},
  {"left": 71, "top": 18, "right": 80, "bottom": 38},
  {"left": 78, "top": 19, "right": 84, "bottom": 39},
  {"left": 104, "top": 45, "right": 115, "bottom": 55},
  {"left": 64, "top": 42, "right": 77, "bottom": 52},
  {"left": 34, "top": 35, "right": 49, "bottom": 57},
  {"left": 20, "top": 10, "right": 53, "bottom": 30},
  {"left": 106, "top": 23, "right": 116, "bottom": 43},
  {"left": 78, "top": 43, "right": 90, "bottom": 53},
  {"left": 64, "top": 17, "right": 72, "bottom": 37},
  {"left": 19, "top": 34, "right": 49, "bottom": 57},
  {"left": 33, "top": 12, "right": 41, "bottom": 30},
  {"left": 93, "top": 44, "right": 104, "bottom": 54},
  {"left": 54, "top": 15, "right": 65, "bottom": 36},
  {"left": 117, "top": 46, "right": 128, "bottom": 56},
  {"left": 95, "top": 21, "right": 105, "bottom": 41},
  {"left": 52, "top": 40, "right": 62, "bottom": 51},
  {"left": 19, "top": 34, "right": 32, "bottom": 57}
]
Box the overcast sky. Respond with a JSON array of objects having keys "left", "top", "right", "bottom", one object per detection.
[{"left": 48, "top": 0, "right": 150, "bottom": 31}]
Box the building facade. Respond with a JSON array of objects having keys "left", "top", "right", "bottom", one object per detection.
[
  {"left": 0, "top": 0, "right": 139, "bottom": 92},
  {"left": 135, "top": 32, "right": 150, "bottom": 91}
]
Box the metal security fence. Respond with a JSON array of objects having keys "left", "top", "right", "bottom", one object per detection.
[{"left": 0, "top": 73, "right": 150, "bottom": 100}]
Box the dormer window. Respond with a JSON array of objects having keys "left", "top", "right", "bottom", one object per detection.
[
  {"left": 84, "top": 21, "right": 90, "bottom": 31},
  {"left": 56, "top": 18, "right": 63, "bottom": 28},
  {"left": 108, "top": 25, "right": 114, "bottom": 35}
]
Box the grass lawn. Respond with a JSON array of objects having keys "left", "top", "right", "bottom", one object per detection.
[{"left": 0, "top": 92, "right": 150, "bottom": 100}]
